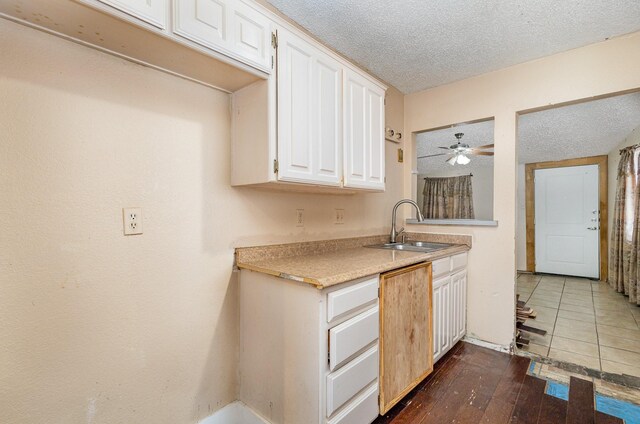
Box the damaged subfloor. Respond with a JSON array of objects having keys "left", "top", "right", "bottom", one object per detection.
[{"left": 374, "top": 341, "right": 640, "bottom": 423}]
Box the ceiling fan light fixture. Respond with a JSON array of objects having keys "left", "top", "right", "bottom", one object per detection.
[
  {"left": 457, "top": 154, "right": 471, "bottom": 165},
  {"left": 447, "top": 155, "right": 458, "bottom": 165}
]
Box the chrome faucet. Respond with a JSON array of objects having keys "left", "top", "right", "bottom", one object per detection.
[{"left": 390, "top": 199, "right": 424, "bottom": 243}]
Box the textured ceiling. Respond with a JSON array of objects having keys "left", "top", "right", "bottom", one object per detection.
[
  {"left": 416, "top": 92, "right": 640, "bottom": 173},
  {"left": 266, "top": 0, "right": 640, "bottom": 93}
]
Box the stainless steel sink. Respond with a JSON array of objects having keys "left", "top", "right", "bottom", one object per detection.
[{"left": 365, "top": 241, "right": 453, "bottom": 253}]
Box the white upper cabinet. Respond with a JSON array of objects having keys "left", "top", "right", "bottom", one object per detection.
[
  {"left": 174, "top": 0, "right": 271, "bottom": 71},
  {"left": 277, "top": 28, "right": 342, "bottom": 186},
  {"left": 98, "top": 0, "right": 168, "bottom": 28},
  {"left": 230, "top": 1, "right": 272, "bottom": 70},
  {"left": 343, "top": 69, "right": 385, "bottom": 190},
  {"left": 174, "top": 0, "right": 230, "bottom": 50}
]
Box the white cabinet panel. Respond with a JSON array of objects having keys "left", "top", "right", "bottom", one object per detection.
[
  {"left": 231, "top": 1, "right": 271, "bottom": 69},
  {"left": 277, "top": 29, "right": 342, "bottom": 185},
  {"left": 326, "top": 383, "right": 379, "bottom": 424},
  {"left": 433, "top": 276, "right": 451, "bottom": 363},
  {"left": 174, "top": 0, "right": 230, "bottom": 50},
  {"left": 366, "top": 85, "right": 385, "bottom": 189},
  {"left": 277, "top": 31, "right": 314, "bottom": 182},
  {"left": 314, "top": 55, "right": 342, "bottom": 184},
  {"left": 326, "top": 345, "right": 378, "bottom": 416},
  {"left": 327, "top": 276, "right": 378, "bottom": 323},
  {"left": 343, "top": 71, "right": 366, "bottom": 187},
  {"left": 432, "top": 257, "right": 452, "bottom": 279},
  {"left": 451, "top": 270, "right": 467, "bottom": 343},
  {"left": 99, "top": 0, "right": 167, "bottom": 28},
  {"left": 329, "top": 305, "right": 379, "bottom": 371},
  {"left": 343, "top": 69, "right": 385, "bottom": 190}
]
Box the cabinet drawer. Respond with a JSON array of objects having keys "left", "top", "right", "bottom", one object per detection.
[
  {"left": 431, "top": 257, "right": 451, "bottom": 279},
  {"left": 327, "top": 383, "right": 378, "bottom": 424},
  {"left": 327, "top": 276, "right": 378, "bottom": 323},
  {"left": 329, "top": 306, "right": 379, "bottom": 371},
  {"left": 451, "top": 253, "right": 467, "bottom": 272},
  {"left": 326, "top": 345, "right": 378, "bottom": 417}
]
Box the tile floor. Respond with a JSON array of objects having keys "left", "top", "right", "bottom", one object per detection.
[{"left": 517, "top": 273, "right": 640, "bottom": 377}]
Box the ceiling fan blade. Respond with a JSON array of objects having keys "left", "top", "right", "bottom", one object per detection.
[
  {"left": 438, "top": 146, "right": 451, "bottom": 150},
  {"left": 473, "top": 144, "right": 494, "bottom": 149},
  {"left": 468, "top": 151, "right": 494, "bottom": 156},
  {"left": 418, "top": 153, "right": 450, "bottom": 158}
]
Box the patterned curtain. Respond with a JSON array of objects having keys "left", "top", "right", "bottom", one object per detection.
[
  {"left": 609, "top": 146, "right": 640, "bottom": 304},
  {"left": 422, "top": 175, "right": 475, "bottom": 219}
]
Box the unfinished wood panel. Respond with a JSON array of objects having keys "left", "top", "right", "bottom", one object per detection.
[
  {"left": 379, "top": 262, "right": 433, "bottom": 414},
  {"left": 525, "top": 155, "right": 608, "bottom": 280}
]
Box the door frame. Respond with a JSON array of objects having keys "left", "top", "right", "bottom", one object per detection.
[{"left": 525, "top": 155, "right": 608, "bottom": 280}]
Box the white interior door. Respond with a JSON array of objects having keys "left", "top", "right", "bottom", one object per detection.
[{"left": 535, "top": 164, "right": 599, "bottom": 278}]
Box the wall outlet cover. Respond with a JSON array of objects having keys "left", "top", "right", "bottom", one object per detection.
[{"left": 123, "top": 207, "right": 143, "bottom": 235}]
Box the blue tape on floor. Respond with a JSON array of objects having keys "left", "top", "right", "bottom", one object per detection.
[
  {"left": 544, "top": 380, "right": 640, "bottom": 423},
  {"left": 528, "top": 361, "right": 536, "bottom": 374},
  {"left": 596, "top": 394, "right": 640, "bottom": 424},
  {"left": 545, "top": 381, "right": 569, "bottom": 401}
]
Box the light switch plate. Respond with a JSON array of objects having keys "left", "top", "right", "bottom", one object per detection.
[{"left": 123, "top": 207, "right": 143, "bottom": 235}]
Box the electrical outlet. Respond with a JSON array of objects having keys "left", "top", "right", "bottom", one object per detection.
[
  {"left": 123, "top": 207, "right": 143, "bottom": 235},
  {"left": 335, "top": 209, "right": 345, "bottom": 225},
  {"left": 295, "top": 209, "right": 304, "bottom": 227}
]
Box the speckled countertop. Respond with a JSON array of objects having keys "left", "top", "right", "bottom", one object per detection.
[{"left": 235, "top": 233, "right": 471, "bottom": 289}]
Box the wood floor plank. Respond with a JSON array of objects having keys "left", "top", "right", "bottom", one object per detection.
[
  {"left": 537, "top": 394, "right": 567, "bottom": 424},
  {"left": 481, "top": 355, "right": 531, "bottom": 423},
  {"left": 508, "top": 375, "right": 546, "bottom": 424},
  {"left": 567, "top": 376, "right": 595, "bottom": 424},
  {"left": 595, "top": 411, "right": 623, "bottom": 424}
]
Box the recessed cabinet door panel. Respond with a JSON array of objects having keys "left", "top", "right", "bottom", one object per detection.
[
  {"left": 231, "top": 1, "right": 271, "bottom": 70},
  {"left": 366, "top": 85, "right": 385, "bottom": 190},
  {"left": 314, "top": 55, "right": 342, "bottom": 185},
  {"left": 451, "top": 270, "right": 467, "bottom": 343},
  {"left": 343, "top": 69, "right": 385, "bottom": 190},
  {"left": 174, "top": 0, "right": 230, "bottom": 51},
  {"left": 99, "top": 0, "right": 167, "bottom": 28},
  {"left": 344, "top": 73, "right": 367, "bottom": 187},
  {"left": 277, "top": 31, "right": 314, "bottom": 182}
]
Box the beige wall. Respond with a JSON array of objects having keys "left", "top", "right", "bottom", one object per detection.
[
  {"left": 404, "top": 31, "right": 640, "bottom": 348},
  {"left": 0, "top": 20, "right": 404, "bottom": 424},
  {"left": 608, "top": 124, "right": 640, "bottom": 254}
]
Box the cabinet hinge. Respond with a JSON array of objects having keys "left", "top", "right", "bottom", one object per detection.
[
  {"left": 271, "top": 31, "right": 278, "bottom": 49},
  {"left": 273, "top": 159, "right": 279, "bottom": 174}
]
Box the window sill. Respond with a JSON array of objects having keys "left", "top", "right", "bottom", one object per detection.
[{"left": 406, "top": 218, "right": 499, "bottom": 227}]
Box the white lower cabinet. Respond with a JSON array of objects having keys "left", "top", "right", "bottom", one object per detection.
[
  {"left": 239, "top": 271, "right": 380, "bottom": 424},
  {"left": 432, "top": 253, "right": 468, "bottom": 363}
]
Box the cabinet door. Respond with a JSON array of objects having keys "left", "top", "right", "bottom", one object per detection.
[
  {"left": 379, "top": 263, "right": 433, "bottom": 414},
  {"left": 230, "top": 0, "right": 272, "bottom": 70},
  {"left": 451, "top": 270, "right": 467, "bottom": 343},
  {"left": 174, "top": 0, "right": 231, "bottom": 52},
  {"left": 99, "top": 0, "right": 167, "bottom": 28},
  {"left": 277, "top": 29, "right": 342, "bottom": 185},
  {"left": 343, "top": 69, "right": 385, "bottom": 190},
  {"left": 432, "top": 275, "right": 451, "bottom": 363}
]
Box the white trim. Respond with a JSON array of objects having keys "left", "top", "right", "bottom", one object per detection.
[
  {"left": 462, "top": 336, "right": 512, "bottom": 354},
  {"left": 198, "top": 401, "right": 271, "bottom": 424}
]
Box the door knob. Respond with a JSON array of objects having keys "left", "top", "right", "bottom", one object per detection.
[{"left": 587, "top": 227, "right": 598, "bottom": 230}]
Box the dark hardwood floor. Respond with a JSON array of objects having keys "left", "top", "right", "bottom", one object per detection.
[{"left": 373, "top": 341, "right": 622, "bottom": 424}]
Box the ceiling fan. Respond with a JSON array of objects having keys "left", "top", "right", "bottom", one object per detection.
[{"left": 418, "top": 133, "right": 494, "bottom": 165}]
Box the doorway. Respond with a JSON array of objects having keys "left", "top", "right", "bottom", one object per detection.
[
  {"left": 528, "top": 159, "right": 606, "bottom": 279},
  {"left": 515, "top": 92, "right": 640, "bottom": 378}
]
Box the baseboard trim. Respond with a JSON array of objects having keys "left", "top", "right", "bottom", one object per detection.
[
  {"left": 463, "top": 336, "right": 513, "bottom": 354},
  {"left": 198, "top": 401, "right": 271, "bottom": 424}
]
